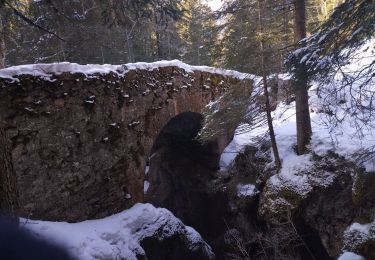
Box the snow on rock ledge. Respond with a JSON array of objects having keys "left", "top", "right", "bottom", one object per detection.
[
  {"left": 22, "top": 203, "right": 215, "bottom": 260},
  {"left": 259, "top": 154, "right": 348, "bottom": 222},
  {"left": 338, "top": 252, "right": 365, "bottom": 260},
  {"left": 237, "top": 183, "right": 259, "bottom": 198},
  {"left": 0, "top": 60, "right": 250, "bottom": 81},
  {"left": 342, "top": 219, "right": 375, "bottom": 258}
]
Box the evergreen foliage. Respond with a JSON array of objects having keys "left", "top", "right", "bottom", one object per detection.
[
  {"left": 0, "top": 0, "right": 344, "bottom": 68},
  {"left": 199, "top": 79, "right": 256, "bottom": 142},
  {"left": 286, "top": 0, "right": 375, "bottom": 132},
  {"left": 287, "top": 0, "right": 374, "bottom": 82},
  {"left": 1, "top": 0, "right": 217, "bottom": 66}
]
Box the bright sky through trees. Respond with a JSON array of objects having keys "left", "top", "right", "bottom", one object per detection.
[{"left": 206, "top": 0, "right": 222, "bottom": 11}]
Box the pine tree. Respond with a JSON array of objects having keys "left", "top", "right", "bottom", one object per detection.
[
  {"left": 177, "top": 0, "right": 216, "bottom": 65},
  {"left": 257, "top": 0, "right": 281, "bottom": 170},
  {"left": 293, "top": 0, "right": 312, "bottom": 155},
  {"left": 287, "top": 0, "right": 375, "bottom": 141}
]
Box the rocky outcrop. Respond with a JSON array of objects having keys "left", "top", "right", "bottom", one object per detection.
[
  {"left": 222, "top": 148, "right": 375, "bottom": 260},
  {"left": 342, "top": 220, "right": 375, "bottom": 259},
  {"left": 0, "top": 62, "right": 252, "bottom": 222},
  {"left": 23, "top": 203, "right": 215, "bottom": 260},
  {"left": 257, "top": 152, "right": 375, "bottom": 258},
  {"left": 171, "top": 142, "right": 374, "bottom": 260},
  {"left": 140, "top": 225, "right": 215, "bottom": 260}
]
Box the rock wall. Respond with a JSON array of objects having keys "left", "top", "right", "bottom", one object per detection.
[
  {"left": 213, "top": 146, "right": 375, "bottom": 259},
  {"left": 0, "top": 64, "right": 251, "bottom": 222}
]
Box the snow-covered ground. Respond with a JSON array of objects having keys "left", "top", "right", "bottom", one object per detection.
[
  {"left": 21, "top": 203, "right": 214, "bottom": 260},
  {"left": 221, "top": 40, "right": 375, "bottom": 174},
  {"left": 220, "top": 84, "right": 375, "bottom": 180},
  {"left": 0, "top": 59, "right": 250, "bottom": 82},
  {"left": 219, "top": 39, "right": 375, "bottom": 260}
]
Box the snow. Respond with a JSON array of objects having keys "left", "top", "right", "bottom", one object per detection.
[
  {"left": 21, "top": 203, "right": 214, "bottom": 260},
  {"left": 220, "top": 40, "right": 375, "bottom": 191},
  {"left": 207, "top": 0, "right": 222, "bottom": 11},
  {"left": 338, "top": 252, "right": 365, "bottom": 260},
  {"left": 144, "top": 180, "right": 150, "bottom": 194},
  {"left": 343, "top": 219, "right": 375, "bottom": 253},
  {"left": 0, "top": 60, "right": 250, "bottom": 82},
  {"left": 237, "top": 184, "right": 259, "bottom": 197},
  {"left": 220, "top": 79, "right": 373, "bottom": 198},
  {"left": 348, "top": 222, "right": 373, "bottom": 236}
]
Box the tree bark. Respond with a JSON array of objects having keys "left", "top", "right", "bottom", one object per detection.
[
  {"left": 294, "top": 0, "right": 312, "bottom": 154},
  {"left": 156, "top": 31, "right": 165, "bottom": 59},
  {"left": 0, "top": 124, "right": 19, "bottom": 222},
  {"left": 257, "top": 0, "right": 282, "bottom": 170},
  {"left": 0, "top": 8, "right": 6, "bottom": 69}
]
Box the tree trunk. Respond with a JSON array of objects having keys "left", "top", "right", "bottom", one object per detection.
[
  {"left": 126, "top": 33, "right": 134, "bottom": 63},
  {"left": 156, "top": 31, "right": 165, "bottom": 59},
  {"left": 0, "top": 8, "right": 6, "bottom": 69},
  {"left": 294, "top": 0, "right": 312, "bottom": 154},
  {"left": 257, "top": 0, "right": 282, "bottom": 170},
  {"left": 0, "top": 124, "right": 19, "bottom": 222}
]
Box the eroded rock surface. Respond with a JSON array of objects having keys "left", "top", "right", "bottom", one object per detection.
[
  {"left": 342, "top": 220, "right": 375, "bottom": 259},
  {"left": 0, "top": 64, "right": 251, "bottom": 222},
  {"left": 225, "top": 148, "right": 375, "bottom": 259}
]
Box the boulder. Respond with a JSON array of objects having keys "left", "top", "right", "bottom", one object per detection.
[
  {"left": 23, "top": 203, "right": 215, "bottom": 260},
  {"left": 342, "top": 220, "right": 375, "bottom": 259}
]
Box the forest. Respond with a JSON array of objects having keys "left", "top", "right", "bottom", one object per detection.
[
  {"left": 0, "top": 0, "right": 343, "bottom": 72},
  {"left": 0, "top": 0, "right": 374, "bottom": 260}
]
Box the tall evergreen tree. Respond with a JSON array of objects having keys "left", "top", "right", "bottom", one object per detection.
[
  {"left": 257, "top": 0, "right": 281, "bottom": 170},
  {"left": 293, "top": 0, "right": 312, "bottom": 154},
  {"left": 287, "top": 0, "right": 375, "bottom": 137},
  {"left": 178, "top": 0, "right": 216, "bottom": 65}
]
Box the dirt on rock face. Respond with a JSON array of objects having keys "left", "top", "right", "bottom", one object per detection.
[{"left": 0, "top": 67, "right": 251, "bottom": 222}]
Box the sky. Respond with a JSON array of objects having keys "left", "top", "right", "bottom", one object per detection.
[{"left": 206, "top": 0, "right": 223, "bottom": 11}]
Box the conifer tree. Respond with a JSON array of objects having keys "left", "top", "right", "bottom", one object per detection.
[
  {"left": 178, "top": 0, "right": 216, "bottom": 65},
  {"left": 293, "top": 0, "right": 312, "bottom": 154},
  {"left": 287, "top": 0, "right": 375, "bottom": 141}
]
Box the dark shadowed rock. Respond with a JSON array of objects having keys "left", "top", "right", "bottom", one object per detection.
[
  {"left": 259, "top": 152, "right": 375, "bottom": 259},
  {"left": 145, "top": 112, "right": 232, "bottom": 258},
  {"left": 139, "top": 226, "right": 215, "bottom": 260},
  {"left": 342, "top": 219, "right": 375, "bottom": 259}
]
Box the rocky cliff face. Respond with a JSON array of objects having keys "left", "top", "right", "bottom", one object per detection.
[
  {"left": 208, "top": 147, "right": 375, "bottom": 259},
  {"left": 0, "top": 63, "right": 251, "bottom": 222}
]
